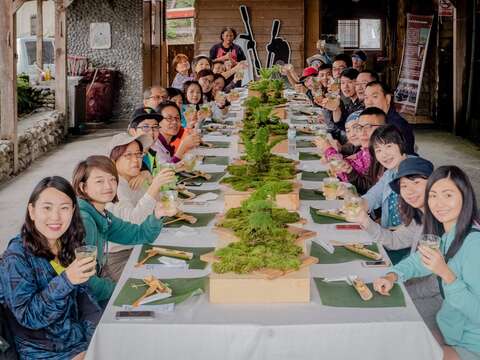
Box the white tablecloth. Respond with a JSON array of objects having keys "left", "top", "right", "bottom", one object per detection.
[{"left": 86, "top": 111, "right": 442, "bottom": 360}]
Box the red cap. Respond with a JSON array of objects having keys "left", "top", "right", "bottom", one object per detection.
[{"left": 300, "top": 67, "right": 318, "bottom": 82}]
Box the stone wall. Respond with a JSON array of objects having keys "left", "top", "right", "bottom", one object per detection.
[
  {"left": 67, "top": 0, "right": 143, "bottom": 119},
  {"left": 0, "top": 111, "right": 65, "bottom": 183}
]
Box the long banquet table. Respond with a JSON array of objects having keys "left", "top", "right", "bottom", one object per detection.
[{"left": 86, "top": 94, "right": 442, "bottom": 360}]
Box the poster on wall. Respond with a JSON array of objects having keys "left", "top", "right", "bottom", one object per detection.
[{"left": 394, "top": 14, "right": 434, "bottom": 115}]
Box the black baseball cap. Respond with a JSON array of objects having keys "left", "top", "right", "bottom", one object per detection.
[
  {"left": 389, "top": 157, "right": 434, "bottom": 194},
  {"left": 129, "top": 107, "right": 162, "bottom": 128}
]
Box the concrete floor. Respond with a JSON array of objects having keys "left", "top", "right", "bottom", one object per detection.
[{"left": 0, "top": 128, "right": 479, "bottom": 252}]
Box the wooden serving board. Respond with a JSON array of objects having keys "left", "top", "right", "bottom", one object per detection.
[{"left": 222, "top": 182, "right": 301, "bottom": 211}]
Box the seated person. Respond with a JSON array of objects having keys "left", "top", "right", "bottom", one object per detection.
[
  {"left": 105, "top": 133, "right": 176, "bottom": 281},
  {"left": 362, "top": 125, "right": 411, "bottom": 228},
  {"left": 181, "top": 81, "right": 210, "bottom": 128},
  {"left": 142, "top": 85, "right": 168, "bottom": 112},
  {"left": 171, "top": 53, "right": 194, "bottom": 90},
  {"left": 72, "top": 156, "right": 176, "bottom": 302},
  {"left": 0, "top": 176, "right": 101, "bottom": 359},
  {"left": 346, "top": 107, "right": 387, "bottom": 194},
  {"left": 374, "top": 166, "right": 480, "bottom": 360},
  {"left": 191, "top": 55, "right": 212, "bottom": 77},
  {"left": 166, "top": 87, "right": 184, "bottom": 110},
  {"left": 127, "top": 107, "right": 161, "bottom": 176},
  {"left": 364, "top": 80, "right": 415, "bottom": 154},
  {"left": 355, "top": 70, "right": 379, "bottom": 103},
  {"left": 155, "top": 101, "right": 200, "bottom": 164}
]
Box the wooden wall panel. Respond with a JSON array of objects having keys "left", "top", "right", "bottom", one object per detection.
[{"left": 195, "top": 0, "right": 304, "bottom": 72}]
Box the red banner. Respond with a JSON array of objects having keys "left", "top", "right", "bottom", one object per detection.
[{"left": 394, "top": 14, "right": 434, "bottom": 115}]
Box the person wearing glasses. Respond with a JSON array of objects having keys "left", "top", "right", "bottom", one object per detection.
[
  {"left": 127, "top": 108, "right": 162, "bottom": 186},
  {"left": 104, "top": 133, "right": 176, "bottom": 281},
  {"left": 345, "top": 107, "right": 387, "bottom": 194},
  {"left": 142, "top": 85, "right": 168, "bottom": 112},
  {"left": 153, "top": 101, "right": 201, "bottom": 165}
]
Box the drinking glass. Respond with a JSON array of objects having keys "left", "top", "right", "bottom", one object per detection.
[
  {"left": 75, "top": 245, "right": 97, "bottom": 272},
  {"left": 344, "top": 195, "right": 362, "bottom": 218},
  {"left": 158, "top": 163, "right": 177, "bottom": 190},
  {"left": 322, "top": 177, "right": 340, "bottom": 200},
  {"left": 419, "top": 234, "right": 441, "bottom": 250},
  {"left": 160, "top": 190, "right": 178, "bottom": 213},
  {"left": 183, "top": 153, "right": 197, "bottom": 172}
]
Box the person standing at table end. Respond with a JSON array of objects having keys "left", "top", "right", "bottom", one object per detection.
[{"left": 209, "top": 27, "right": 246, "bottom": 66}]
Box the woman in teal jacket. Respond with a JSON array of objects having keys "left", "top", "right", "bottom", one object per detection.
[
  {"left": 72, "top": 155, "right": 177, "bottom": 303},
  {"left": 374, "top": 166, "right": 480, "bottom": 360}
]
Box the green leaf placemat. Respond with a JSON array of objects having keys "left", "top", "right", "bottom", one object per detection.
[
  {"left": 310, "top": 241, "right": 379, "bottom": 264},
  {"left": 299, "top": 152, "right": 321, "bottom": 161},
  {"left": 313, "top": 278, "right": 406, "bottom": 308},
  {"left": 299, "top": 188, "right": 325, "bottom": 200},
  {"left": 310, "top": 207, "right": 347, "bottom": 224},
  {"left": 201, "top": 141, "right": 230, "bottom": 149},
  {"left": 189, "top": 189, "right": 221, "bottom": 196},
  {"left": 164, "top": 212, "right": 218, "bottom": 228},
  {"left": 301, "top": 171, "right": 328, "bottom": 181},
  {"left": 179, "top": 172, "right": 226, "bottom": 184},
  {"left": 296, "top": 129, "right": 315, "bottom": 137},
  {"left": 202, "top": 156, "right": 230, "bottom": 166},
  {"left": 290, "top": 118, "right": 309, "bottom": 125},
  {"left": 137, "top": 244, "right": 214, "bottom": 270},
  {"left": 296, "top": 140, "right": 315, "bottom": 148},
  {"left": 113, "top": 277, "right": 207, "bottom": 307}
]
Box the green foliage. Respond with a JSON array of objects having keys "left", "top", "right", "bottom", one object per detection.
[
  {"left": 214, "top": 186, "right": 302, "bottom": 274},
  {"left": 241, "top": 102, "right": 288, "bottom": 140},
  {"left": 17, "top": 74, "right": 42, "bottom": 115},
  {"left": 247, "top": 66, "right": 286, "bottom": 105},
  {"left": 221, "top": 128, "right": 295, "bottom": 191}
]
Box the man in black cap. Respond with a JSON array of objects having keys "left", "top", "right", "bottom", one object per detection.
[
  {"left": 128, "top": 107, "right": 162, "bottom": 176},
  {"left": 352, "top": 50, "right": 367, "bottom": 72}
]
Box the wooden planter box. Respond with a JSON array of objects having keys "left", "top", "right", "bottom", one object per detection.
[
  {"left": 222, "top": 182, "right": 300, "bottom": 211},
  {"left": 271, "top": 138, "right": 289, "bottom": 154},
  {"left": 271, "top": 106, "right": 287, "bottom": 120},
  {"left": 208, "top": 267, "right": 311, "bottom": 304},
  {"left": 201, "top": 226, "right": 317, "bottom": 304},
  {"left": 248, "top": 89, "right": 262, "bottom": 98}
]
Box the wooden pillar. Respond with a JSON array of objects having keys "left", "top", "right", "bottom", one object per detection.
[
  {"left": 36, "top": 0, "right": 43, "bottom": 70},
  {"left": 152, "top": 0, "right": 162, "bottom": 86},
  {"left": 304, "top": 0, "right": 320, "bottom": 62},
  {"left": 453, "top": 0, "right": 469, "bottom": 134},
  {"left": 160, "top": 0, "right": 168, "bottom": 87},
  {"left": 143, "top": 0, "right": 152, "bottom": 90},
  {"left": 54, "top": 0, "right": 67, "bottom": 128},
  {"left": 395, "top": 0, "right": 408, "bottom": 82},
  {"left": 0, "top": 0, "right": 19, "bottom": 173}
]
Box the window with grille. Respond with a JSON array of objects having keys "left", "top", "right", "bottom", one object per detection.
[
  {"left": 337, "top": 19, "right": 382, "bottom": 49},
  {"left": 338, "top": 20, "right": 358, "bottom": 48}
]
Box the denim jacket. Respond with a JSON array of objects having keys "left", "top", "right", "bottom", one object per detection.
[{"left": 0, "top": 236, "right": 102, "bottom": 360}]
